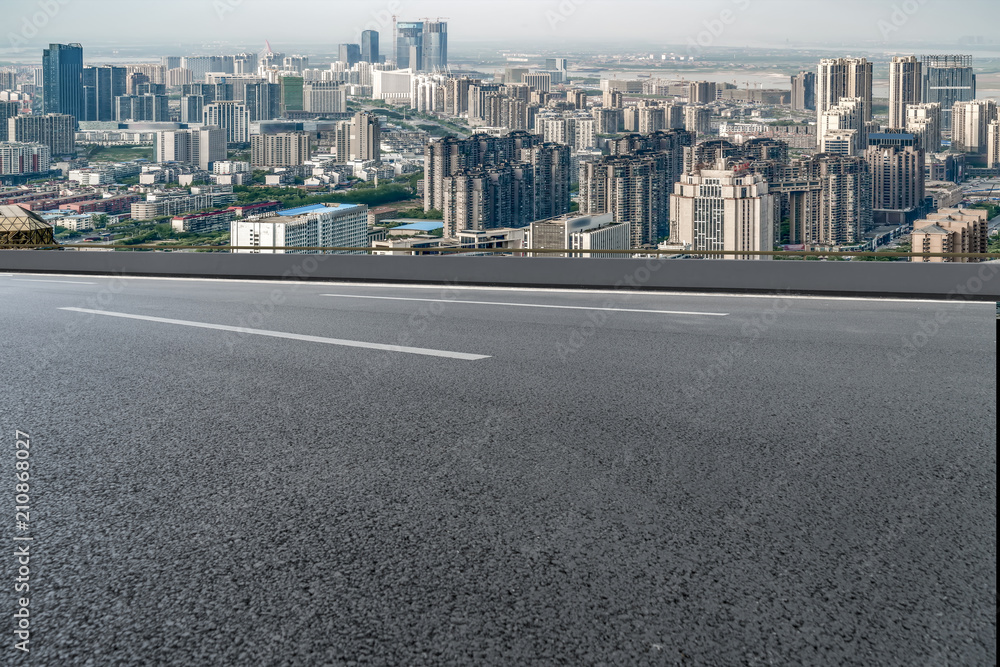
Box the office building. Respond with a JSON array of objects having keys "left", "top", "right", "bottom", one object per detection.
[
  {"left": 865, "top": 143, "right": 925, "bottom": 226},
  {"left": 816, "top": 57, "right": 873, "bottom": 138},
  {"left": 0, "top": 142, "right": 51, "bottom": 176},
  {"left": 361, "top": 31, "right": 380, "bottom": 64},
  {"left": 8, "top": 113, "right": 75, "bottom": 155},
  {"left": 204, "top": 101, "right": 250, "bottom": 143},
  {"left": 0, "top": 71, "right": 16, "bottom": 91},
  {"left": 155, "top": 126, "right": 227, "bottom": 170},
  {"left": 83, "top": 65, "right": 127, "bottom": 122},
  {"left": 421, "top": 21, "right": 448, "bottom": 72},
  {"left": 115, "top": 94, "right": 169, "bottom": 122},
  {"left": 791, "top": 71, "right": 816, "bottom": 111},
  {"left": 303, "top": 82, "right": 347, "bottom": 113},
  {"left": 372, "top": 69, "right": 413, "bottom": 104},
  {"left": 527, "top": 212, "right": 629, "bottom": 258},
  {"left": 42, "top": 43, "right": 84, "bottom": 120},
  {"left": 905, "top": 102, "right": 942, "bottom": 152},
  {"left": 396, "top": 22, "right": 424, "bottom": 70},
  {"left": 889, "top": 56, "right": 922, "bottom": 129},
  {"left": 251, "top": 131, "right": 310, "bottom": 167},
  {"left": 338, "top": 44, "right": 361, "bottom": 67},
  {"left": 922, "top": 55, "right": 975, "bottom": 130},
  {"left": 232, "top": 203, "right": 368, "bottom": 254},
  {"left": 349, "top": 111, "right": 381, "bottom": 162},
  {"left": 771, "top": 154, "right": 872, "bottom": 247},
  {"left": 280, "top": 76, "right": 304, "bottom": 114},
  {"left": 952, "top": 99, "right": 998, "bottom": 155},
  {"left": 180, "top": 95, "right": 204, "bottom": 124}
]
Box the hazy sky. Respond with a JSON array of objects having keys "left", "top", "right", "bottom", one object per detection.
[{"left": 3, "top": 0, "right": 999, "bottom": 56}]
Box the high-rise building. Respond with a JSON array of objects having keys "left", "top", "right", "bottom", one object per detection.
[
  {"left": 8, "top": 113, "right": 76, "bottom": 155},
  {"left": 865, "top": 143, "right": 925, "bottom": 226},
  {"left": 280, "top": 76, "right": 305, "bottom": 114},
  {"left": 0, "top": 101, "right": 19, "bottom": 142},
  {"left": 82, "top": 65, "right": 127, "bottom": 122},
  {"left": 338, "top": 44, "right": 362, "bottom": 67},
  {"left": 349, "top": 111, "right": 381, "bottom": 162},
  {"left": 0, "top": 71, "right": 17, "bottom": 91},
  {"left": 951, "top": 99, "right": 998, "bottom": 155},
  {"left": 770, "top": 154, "right": 872, "bottom": 247},
  {"left": 988, "top": 120, "right": 1000, "bottom": 169},
  {"left": 361, "top": 31, "right": 380, "bottom": 64},
  {"left": 203, "top": 101, "right": 250, "bottom": 143},
  {"left": 688, "top": 81, "right": 716, "bottom": 104},
  {"left": 905, "top": 102, "right": 943, "bottom": 152},
  {"left": 921, "top": 55, "right": 975, "bottom": 130},
  {"left": 283, "top": 56, "right": 309, "bottom": 73},
  {"left": 523, "top": 73, "right": 552, "bottom": 94},
  {"left": 816, "top": 57, "right": 873, "bottom": 138},
  {"left": 442, "top": 165, "right": 535, "bottom": 236},
  {"left": 421, "top": 21, "right": 448, "bottom": 72},
  {"left": 889, "top": 56, "right": 922, "bottom": 129},
  {"left": 396, "top": 22, "right": 424, "bottom": 70},
  {"left": 115, "top": 94, "right": 169, "bottom": 122},
  {"left": 819, "top": 97, "right": 867, "bottom": 155},
  {"left": 155, "top": 126, "right": 226, "bottom": 170},
  {"left": 524, "top": 142, "right": 571, "bottom": 221},
  {"left": 251, "top": 132, "right": 311, "bottom": 167},
  {"left": 0, "top": 142, "right": 51, "bottom": 176},
  {"left": 684, "top": 105, "right": 710, "bottom": 136},
  {"left": 445, "top": 77, "right": 478, "bottom": 116},
  {"left": 303, "top": 82, "right": 347, "bottom": 114},
  {"left": 670, "top": 162, "right": 776, "bottom": 259},
  {"left": 639, "top": 106, "right": 667, "bottom": 134},
  {"left": 180, "top": 95, "right": 204, "bottom": 124},
  {"left": 42, "top": 43, "right": 84, "bottom": 120},
  {"left": 791, "top": 71, "right": 816, "bottom": 111}
]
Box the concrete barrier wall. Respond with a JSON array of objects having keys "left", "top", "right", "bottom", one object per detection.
[{"left": 2, "top": 250, "right": 998, "bottom": 300}]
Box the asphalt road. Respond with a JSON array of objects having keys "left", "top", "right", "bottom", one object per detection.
[{"left": 1, "top": 275, "right": 995, "bottom": 666}]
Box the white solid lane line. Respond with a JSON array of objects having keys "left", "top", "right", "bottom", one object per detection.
[
  {"left": 59, "top": 308, "right": 491, "bottom": 361},
  {"left": 321, "top": 293, "right": 729, "bottom": 316},
  {"left": 12, "top": 278, "right": 97, "bottom": 285}
]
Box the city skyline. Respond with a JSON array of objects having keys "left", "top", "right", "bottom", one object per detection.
[{"left": 3, "top": 0, "right": 1000, "bottom": 58}]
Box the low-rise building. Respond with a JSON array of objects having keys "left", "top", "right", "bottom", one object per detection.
[
  {"left": 171, "top": 209, "right": 235, "bottom": 234},
  {"left": 231, "top": 202, "right": 368, "bottom": 254}
]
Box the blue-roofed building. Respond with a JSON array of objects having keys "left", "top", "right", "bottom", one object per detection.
[
  {"left": 391, "top": 221, "right": 444, "bottom": 232},
  {"left": 233, "top": 202, "right": 368, "bottom": 254}
]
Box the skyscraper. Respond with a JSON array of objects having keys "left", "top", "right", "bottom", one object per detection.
[
  {"left": 670, "top": 162, "right": 776, "bottom": 259},
  {"left": 42, "top": 43, "right": 84, "bottom": 120},
  {"left": 338, "top": 44, "right": 361, "bottom": 67},
  {"left": 203, "top": 101, "right": 250, "bottom": 143},
  {"left": 816, "top": 57, "right": 873, "bottom": 139},
  {"left": 361, "top": 31, "right": 380, "bottom": 64},
  {"left": 421, "top": 21, "right": 448, "bottom": 72},
  {"left": 888, "top": 56, "right": 922, "bottom": 130},
  {"left": 395, "top": 22, "right": 424, "bottom": 70},
  {"left": 791, "top": 71, "right": 816, "bottom": 111},
  {"left": 988, "top": 120, "right": 1000, "bottom": 169},
  {"left": 905, "top": 102, "right": 942, "bottom": 152},
  {"left": 921, "top": 55, "right": 975, "bottom": 130},
  {"left": 349, "top": 111, "right": 381, "bottom": 162},
  {"left": 951, "top": 99, "right": 998, "bottom": 155},
  {"left": 865, "top": 143, "right": 925, "bottom": 226},
  {"left": 83, "top": 65, "right": 127, "bottom": 122}
]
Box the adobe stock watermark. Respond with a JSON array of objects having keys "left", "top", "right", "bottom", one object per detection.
[
  {"left": 887, "top": 263, "right": 998, "bottom": 366},
  {"left": 352, "top": 0, "right": 403, "bottom": 43},
  {"left": 7, "top": 0, "right": 72, "bottom": 53},
  {"left": 545, "top": 0, "right": 589, "bottom": 32},
  {"left": 213, "top": 0, "right": 244, "bottom": 21},
  {"left": 876, "top": 0, "right": 932, "bottom": 40},
  {"left": 686, "top": 0, "right": 752, "bottom": 58}
]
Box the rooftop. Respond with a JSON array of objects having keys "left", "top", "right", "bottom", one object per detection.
[{"left": 277, "top": 202, "right": 362, "bottom": 217}]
